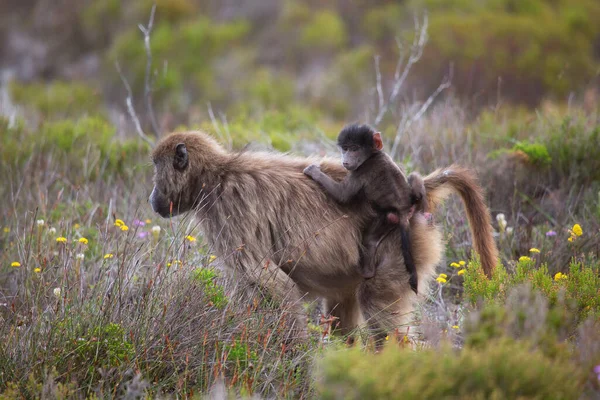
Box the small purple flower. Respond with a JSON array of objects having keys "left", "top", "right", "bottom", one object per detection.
[
  {"left": 546, "top": 230, "right": 557, "bottom": 237},
  {"left": 133, "top": 219, "right": 145, "bottom": 227},
  {"left": 137, "top": 231, "right": 149, "bottom": 239},
  {"left": 594, "top": 364, "right": 600, "bottom": 375}
]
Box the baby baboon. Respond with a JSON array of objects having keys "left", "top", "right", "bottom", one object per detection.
[
  {"left": 149, "top": 131, "right": 498, "bottom": 343},
  {"left": 304, "top": 124, "right": 424, "bottom": 293}
]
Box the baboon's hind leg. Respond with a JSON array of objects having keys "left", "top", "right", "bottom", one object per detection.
[
  {"left": 323, "top": 294, "right": 362, "bottom": 343},
  {"left": 358, "top": 255, "right": 416, "bottom": 349}
]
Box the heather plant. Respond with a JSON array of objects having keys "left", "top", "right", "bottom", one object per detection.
[
  {"left": 318, "top": 284, "right": 600, "bottom": 399},
  {"left": 461, "top": 233, "right": 600, "bottom": 322}
]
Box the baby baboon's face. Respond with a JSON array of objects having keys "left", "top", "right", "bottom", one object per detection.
[{"left": 149, "top": 141, "right": 193, "bottom": 218}]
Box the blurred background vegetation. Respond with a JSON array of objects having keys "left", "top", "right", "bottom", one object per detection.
[{"left": 1, "top": 0, "right": 599, "bottom": 128}]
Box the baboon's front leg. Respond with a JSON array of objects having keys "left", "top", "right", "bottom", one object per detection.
[{"left": 245, "top": 258, "right": 309, "bottom": 340}]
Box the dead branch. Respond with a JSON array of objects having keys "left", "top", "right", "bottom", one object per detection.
[
  {"left": 138, "top": 4, "right": 161, "bottom": 138},
  {"left": 389, "top": 63, "right": 453, "bottom": 158},
  {"left": 115, "top": 61, "right": 154, "bottom": 147},
  {"left": 372, "top": 13, "right": 428, "bottom": 126}
]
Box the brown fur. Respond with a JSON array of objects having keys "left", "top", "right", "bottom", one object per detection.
[
  {"left": 424, "top": 165, "right": 499, "bottom": 277},
  {"left": 149, "top": 131, "right": 498, "bottom": 338}
]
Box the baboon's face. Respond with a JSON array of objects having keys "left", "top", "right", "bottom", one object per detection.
[
  {"left": 339, "top": 144, "right": 371, "bottom": 171},
  {"left": 149, "top": 142, "right": 193, "bottom": 218}
]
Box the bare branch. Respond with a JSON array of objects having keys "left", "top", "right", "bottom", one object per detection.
[
  {"left": 411, "top": 63, "right": 453, "bottom": 122},
  {"left": 115, "top": 61, "right": 154, "bottom": 147},
  {"left": 374, "top": 55, "right": 384, "bottom": 114},
  {"left": 138, "top": 3, "right": 161, "bottom": 138},
  {"left": 390, "top": 63, "right": 453, "bottom": 158},
  {"left": 372, "top": 13, "right": 428, "bottom": 126}
]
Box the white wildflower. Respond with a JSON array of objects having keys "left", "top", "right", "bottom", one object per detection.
[{"left": 496, "top": 213, "right": 507, "bottom": 232}]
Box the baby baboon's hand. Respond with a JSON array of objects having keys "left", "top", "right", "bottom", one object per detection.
[{"left": 303, "top": 164, "right": 321, "bottom": 179}]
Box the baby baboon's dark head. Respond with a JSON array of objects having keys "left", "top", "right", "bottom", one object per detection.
[{"left": 337, "top": 124, "right": 382, "bottom": 171}]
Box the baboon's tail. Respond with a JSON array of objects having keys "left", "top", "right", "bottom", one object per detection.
[{"left": 424, "top": 165, "right": 498, "bottom": 277}]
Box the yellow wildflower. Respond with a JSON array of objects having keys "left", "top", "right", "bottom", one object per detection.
[
  {"left": 185, "top": 235, "right": 197, "bottom": 242},
  {"left": 3, "top": 227, "right": 9, "bottom": 233},
  {"left": 11, "top": 261, "right": 21, "bottom": 267},
  {"left": 554, "top": 272, "right": 562, "bottom": 281},
  {"left": 114, "top": 219, "right": 124, "bottom": 227},
  {"left": 167, "top": 262, "right": 172, "bottom": 267},
  {"left": 519, "top": 256, "right": 531, "bottom": 262},
  {"left": 450, "top": 262, "right": 460, "bottom": 268},
  {"left": 436, "top": 277, "right": 447, "bottom": 284},
  {"left": 78, "top": 237, "right": 88, "bottom": 245},
  {"left": 385, "top": 335, "right": 389, "bottom": 341},
  {"left": 120, "top": 225, "right": 129, "bottom": 232},
  {"left": 208, "top": 255, "right": 217, "bottom": 263},
  {"left": 459, "top": 261, "right": 466, "bottom": 266},
  {"left": 439, "top": 273, "right": 448, "bottom": 279},
  {"left": 452, "top": 325, "right": 459, "bottom": 329},
  {"left": 34, "top": 268, "right": 41, "bottom": 273},
  {"left": 554, "top": 272, "right": 567, "bottom": 281},
  {"left": 73, "top": 223, "right": 80, "bottom": 229},
  {"left": 56, "top": 237, "right": 67, "bottom": 243},
  {"left": 568, "top": 236, "right": 574, "bottom": 242},
  {"left": 529, "top": 248, "right": 540, "bottom": 253},
  {"left": 457, "top": 269, "right": 466, "bottom": 276},
  {"left": 145, "top": 219, "right": 152, "bottom": 224},
  {"left": 572, "top": 224, "right": 582, "bottom": 236},
  {"left": 104, "top": 253, "right": 114, "bottom": 259}
]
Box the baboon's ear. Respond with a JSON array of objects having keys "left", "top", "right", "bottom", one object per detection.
[
  {"left": 373, "top": 132, "right": 383, "bottom": 150},
  {"left": 173, "top": 143, "right": 188, "bottom": 171}
]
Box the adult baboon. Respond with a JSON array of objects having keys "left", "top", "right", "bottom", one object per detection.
[{"left": 149, "top": 131, "right": 498, "bottom": 340}]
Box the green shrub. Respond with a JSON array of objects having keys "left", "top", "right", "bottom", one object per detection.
[
  {"left": 362, "top": 4, "right": 403, "bottom": 41},
  {"left": 9, "top": 81, "right": 103, "bottom": 118},
  {"left": 108, "top": 17, "right": 250, "bottom": 107},
  {"left": 317, "top": 338, "right": 583, "bottom": 399},
  {"left": 82, "top": 0, "right": 122, "bottom": 46},
  {"left": 0, "top": 117, "right": 30, "bottom": 167},
  {"left": 243, "top": 68, "right": 295, "bottom": 111},
  {"left": 412, "top": 0, "right": 600, "bottom": 105},
  {"left": 193, "top": 267, "right": 228, "bottom": 309},
  {"left": 512, "top": 141, "right": 551, "bottom": 167},
  {"left": 300, "top": 10, "right": 348, "bottom": 51},
  {"left": 54, "top": 320, "right": 134, "bottom": 384},
  {"left": 224, "top": 340, "right": 258, "bottom": 371},
  {"left": 137, "top": 0, "right": 197, "bottom": 23},
  {"left": 463, "top": 256, "right": 600, "bottom": 321},
  {"left": 41, "top": 115, "right": 115, "bottom": 153},
  {"left": 545, "top": 117, "right": 600, "bottom": 183},
  {"left": 198, "top": 105, "right": 321, "bottom": 150}
]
